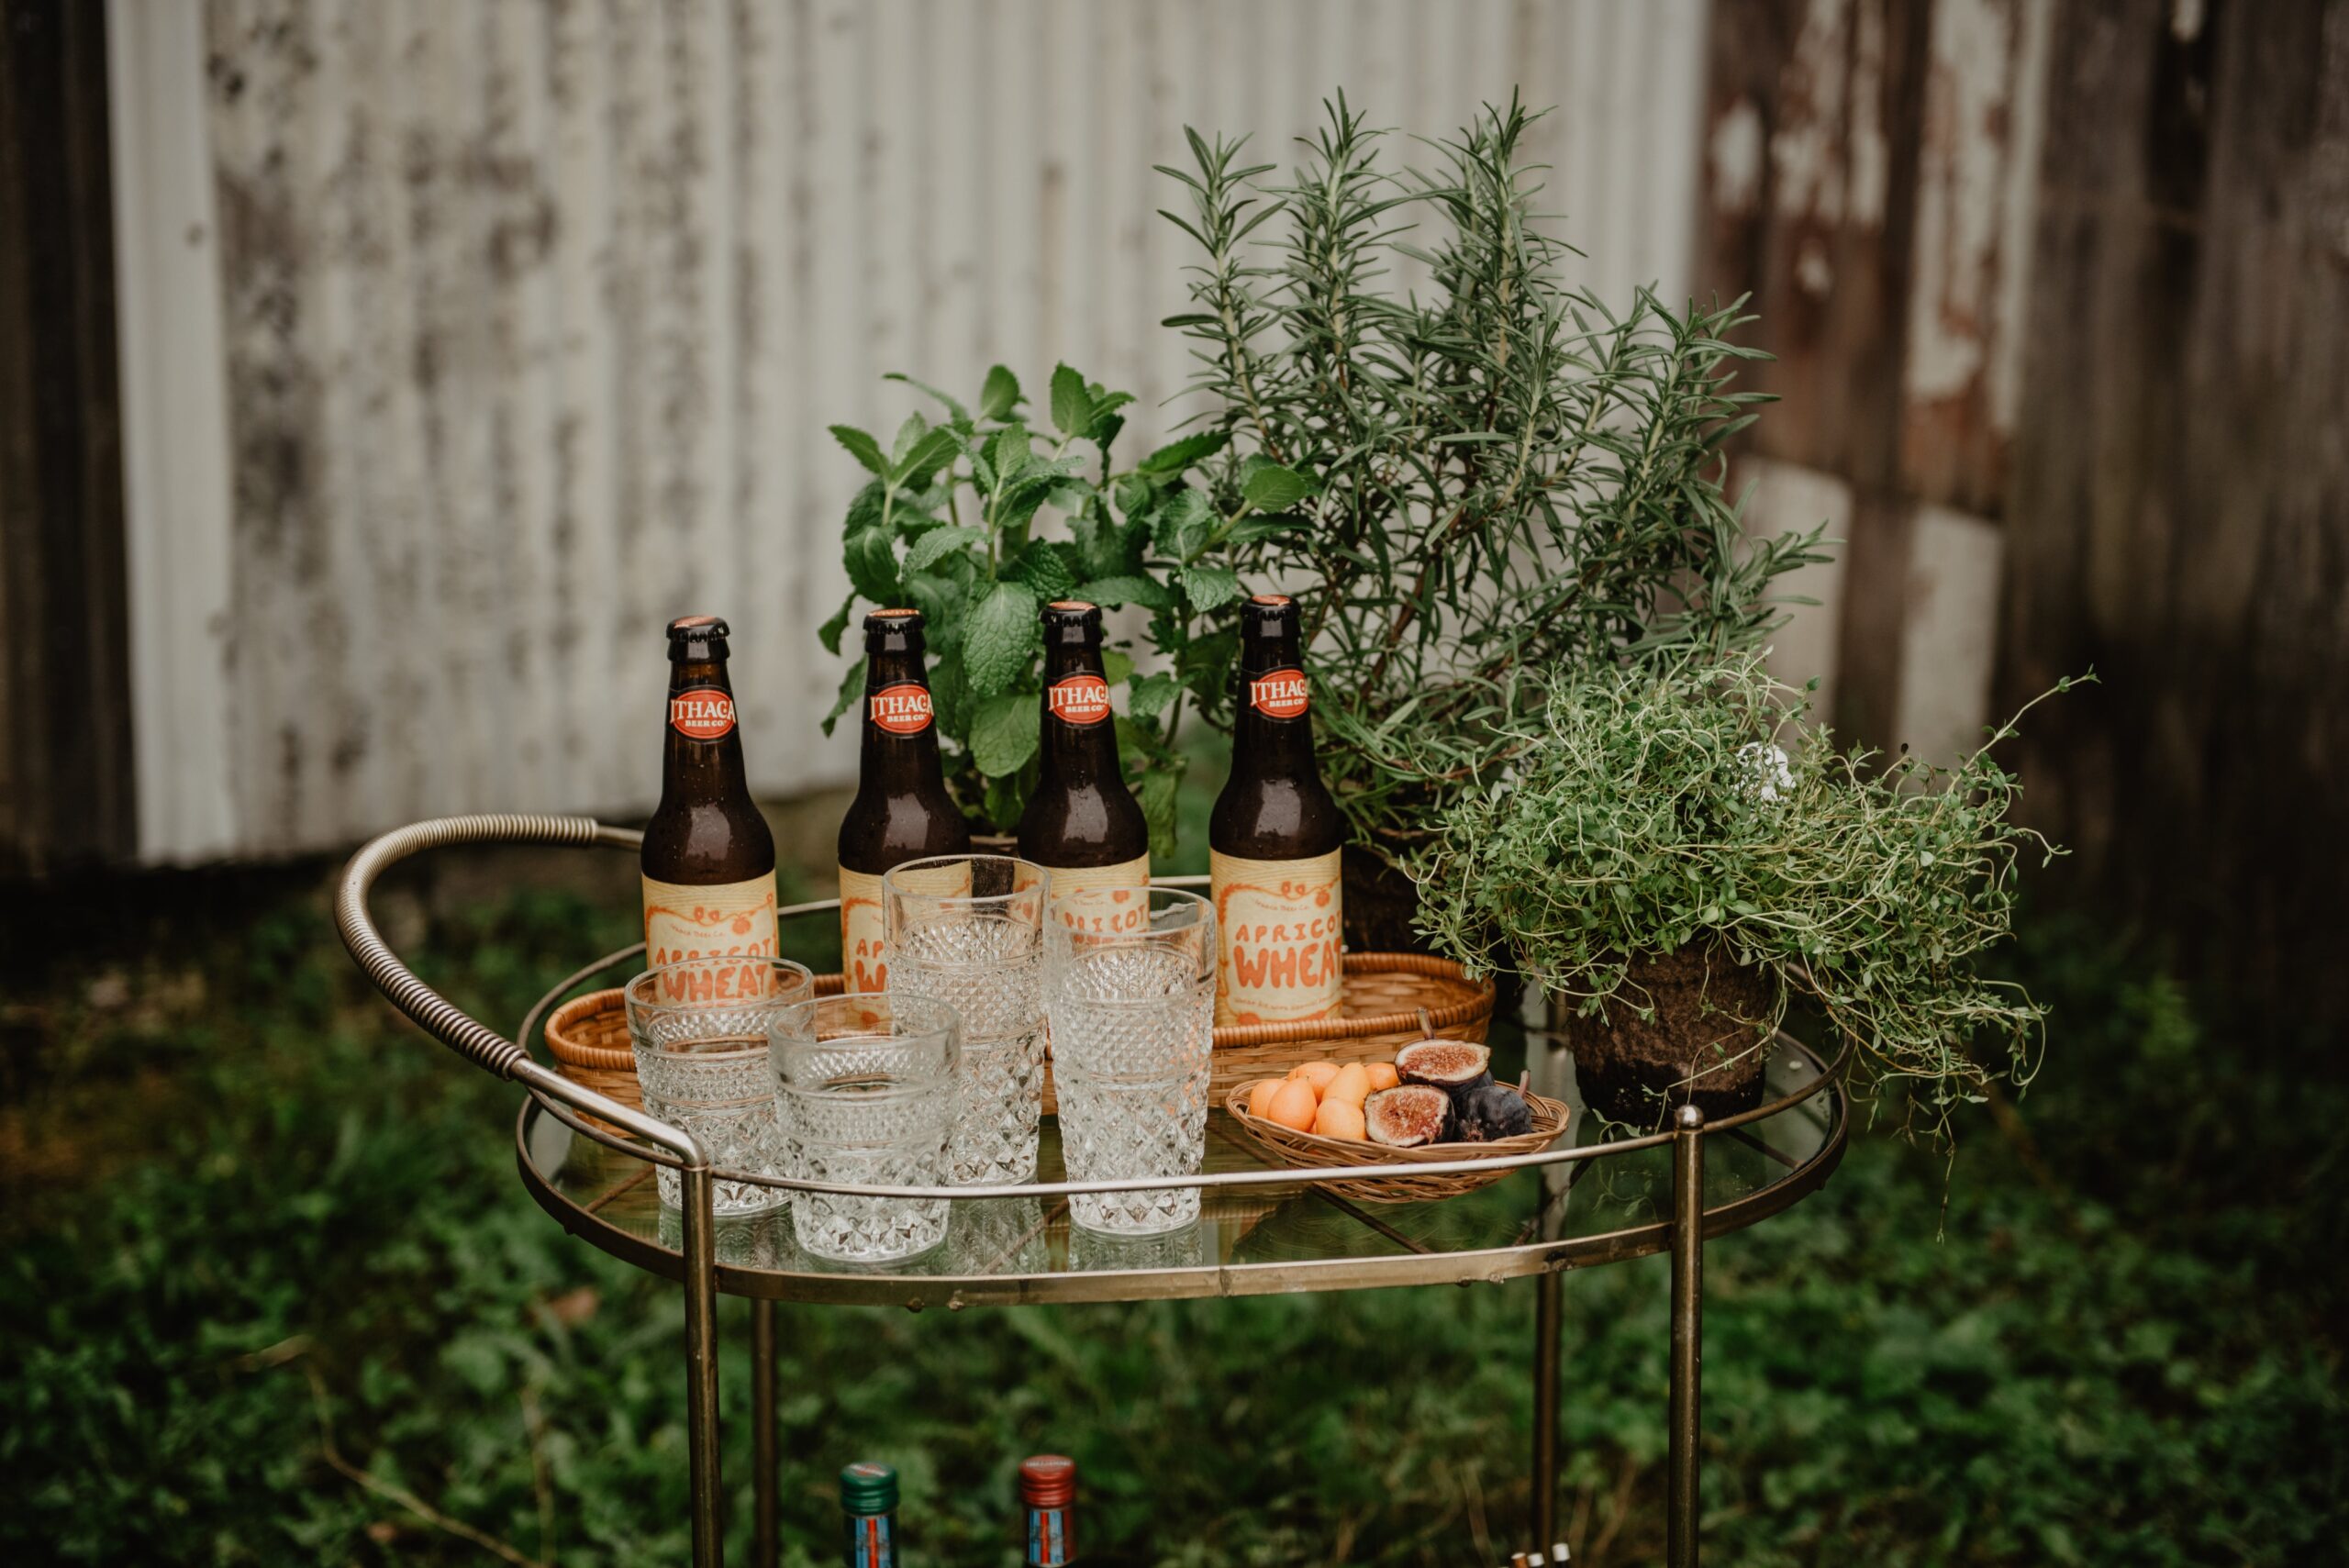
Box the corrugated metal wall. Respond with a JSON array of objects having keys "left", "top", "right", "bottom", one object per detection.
[{"left": 110, "top": 0, "right": 1708, "bottom": 863}]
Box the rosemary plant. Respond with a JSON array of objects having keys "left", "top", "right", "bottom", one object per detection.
[
  {"left": 1161, "top": 95, "right": 1830, "bottom": 851},
  {"left": 1411, "top": 653, "right": 2085, "bottom": 1141}
]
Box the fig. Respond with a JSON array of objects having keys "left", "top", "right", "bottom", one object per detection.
[
  {"left": 1394, "top": 1040, "right": 1493, "bottom": 1098},
  {"left": 1456, "top": 1082, "right": 1535, "bottom": 1141},
  {"left": 1364, "top": 1084, "right": 1455, "bottom": 1148}
]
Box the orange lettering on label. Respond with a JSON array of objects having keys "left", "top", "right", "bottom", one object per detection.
[
  {"left": 1248, "top": 668, "right": 1309, "bottom": 719},
  {"left": 1046, "top": 674, "right": 1112, "bottom": 726},
  {"left": 1210, "top": 848, "right": 1343, "bottom": 1027},
  {"left": 668, "top": 688, "right": 737, "bottom": 740},
  {"left": 867, "top": 683, "right": 934, "bottom": 735}
]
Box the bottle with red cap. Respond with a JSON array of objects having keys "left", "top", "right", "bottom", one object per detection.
[{"left": 1019, "top": 1453, "right": 1077, "bottom": 1565}]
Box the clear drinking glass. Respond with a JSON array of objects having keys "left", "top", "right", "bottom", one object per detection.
[
  {"left": 623, "top": 957, "right": 816, "bottom": 1213},
  {"left": 1044, "top": 886, "right": 1217, "bottom": 1235},
  {"left": 770, "top": 993, "right": 960, "bottom": 1262},
  {"left": 884, "top": 854, "right": 1048, "bottom": 1184}
]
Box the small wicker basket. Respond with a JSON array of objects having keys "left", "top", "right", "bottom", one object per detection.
[
  {"left": 545, "top": 955, "right": 1490, "bottom": 1124},
  {"left": 1222, "top": 1079, "right": 1572, "bottom": 1205}
]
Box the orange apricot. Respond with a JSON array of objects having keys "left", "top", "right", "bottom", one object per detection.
[
  {"left": 1265, "top": 1077, "right": 1321, "bottom": 1132},
  {"left": 1324, "top": 1062, "right": 1374, "bottom": 1106},
  {"left": 1287, "top": 1061, "right": 1342, "bottom": 1093},
  {"left": 1312, "top": 1097, "right": 1368, "bottom": 1141},
  {"left": 1247, "top": 1078, "right": 1284, "bottom": 1118}
]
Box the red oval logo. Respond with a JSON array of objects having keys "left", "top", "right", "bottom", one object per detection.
[
  {"left": 1046, "top": 673, "right": 1113, "bottom": 726},
  {"left": 669, "top": 688, "right": 737, "bottom": 740},
  {"left": 868, "top": 683, "right": 934, "bottom": 736},
  {"left": 1249, "top": 668, "right": 1309, "bottom": 719}
]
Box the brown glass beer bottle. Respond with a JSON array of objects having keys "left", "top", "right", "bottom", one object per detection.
[
  {"left": 1208, "top": 594, "right": 1344, "bottom": 1025},
  {"left": 837, "top": 608, "right": 972, "bottom": 991},
  {"left": 1017, "top": 601, "right": 1151, "bottom": 931},
  {"left": 640, "top": 616, "right": 780, "bottom": 969}
]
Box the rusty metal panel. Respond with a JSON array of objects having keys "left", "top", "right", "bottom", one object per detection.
[{"left": 113, "top": 0, "right": 1708, "bottom": 862}]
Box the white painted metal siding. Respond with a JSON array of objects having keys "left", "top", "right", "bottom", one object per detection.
[{"left": 112, "top": 0, "right": 1708, "bottom": 862}]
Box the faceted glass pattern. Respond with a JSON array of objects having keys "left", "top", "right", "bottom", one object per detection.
[
  {"left": 771, "top": 998, "right": 958, "bottom": 1262},
  {"left": 886, "top": 859, "right": 1048, "bottom": 1187},
  {"left": 623, "top": 958, "right": 814, "bottom": 1213},
  {"left": 1044, "top": 890, "right": 1217, "bottom": 1235}
]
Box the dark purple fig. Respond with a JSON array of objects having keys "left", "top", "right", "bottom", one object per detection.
[
  {"left": 1459, "top": 1082, "right": 1534, "bottom": 1140},
  {"left": 1364, "top": 1084, "right": 1454, "bottom": 1149}
]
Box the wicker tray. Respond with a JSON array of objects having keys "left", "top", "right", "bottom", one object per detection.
[
  {"left": 546, "top": 955, "right": 1491, "bottom": 1122},
  {"left": 1221, "top": 1079, "right": 1572, "bottom": 1204}
]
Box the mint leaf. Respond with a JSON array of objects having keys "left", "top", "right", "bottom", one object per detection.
[
  {"left": 929, "top": 651, "right": 968, "bottom": 738},
  {"left": 1152, "top": 490, "right": 1214, "bottom": 559},
  {"left": 1137, "top": 430, "right": 1229, "bottom": 473},
  {"left": 817, "top": 598, "right": 852, "bottom": 657},
  {"left": 1005, "top": 540, "right": 1080, "bottom": 600},
  {"left": 1136, "top": 765, "right": 1181, "bottom": 862},
  {"left": 905, "top": 524, "right": 985, "bottom": 573},
  {"left": 978, "top": 365, "right": 1021, "bottom": 421},
  {"left": 883, "top": 372, "right": 968, "bottom": 424},
  {"left": 1101, "top": 648, "right": 1135, "bottom": 686},
  {"left": 1241, "top": 463, "right": 1310, "bottom": 512},
  {"left": 1130, "top": 671, "right": 1181, "bottom": 720},
  {"left": 1180, "top": 563, "right": 1244, "bottom": 610},
  {"left": 988, "top": 425, "right": 1031, "bottom": 484},
  {"left": 890, "top": 413, "right": 928, "bottom": 467},
  {"left": 830, "top": 425, "right": 888, "bottom": 476},
  {"left": 1228, "top": 511, "right": 1308, "bottom": 545},
  {"left": 963, "top": 580, "right": 1041, "bottom": 696},
  {"left": 970, "top": 691, "right": 1041, "bottom": 776},
  {"left": 892, "top": 425, "right": 962, "bottom": 489},
  {"left": 1076, "top": 574, "right": 1174, "bottom": 611},
  {"left": 1049, "top": 363, "right": 1092, "bottom": 439},
  {"left": 820, "top": 658, "right": 866, "bottom": 737},
  {"left": 843, "top": 526, "right": 901, "bottom": 604}
]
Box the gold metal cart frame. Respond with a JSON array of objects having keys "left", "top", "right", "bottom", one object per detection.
[{"left": 338, "top": 815, "right": 1847, "bottom": 1568}]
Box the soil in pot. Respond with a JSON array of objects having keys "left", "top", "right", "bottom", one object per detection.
[{"left": 1570, "top": 941, "right": 1776, "bottom": 1127}]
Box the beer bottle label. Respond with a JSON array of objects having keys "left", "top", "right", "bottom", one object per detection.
[
  {"left": 866, "top": 683, "right": 934, "bottom": 735},
  {"left": 844, "top": 1510, "right": 894, "bottom": 1567},
  {"left": 838, "top": 859, "right": 974, "bottom": 993},
  {"left": 640, "top": 873, "right": 779, "bottom": 969},
  {"left": 1247, "top": 666, "right": 1310, "bottom": 718},
  {"left": 1044, "top": 673, "right": 1113, "bottom": 726},
  {"left": 667, "top": 687, "right": 738, "bottom": 740},
  {"left": 1210, "top": 848, "right": 1342, "bottom": 1026},
  {"left": 1041, "top": 855, "right": 1152, "bottom": 933}
]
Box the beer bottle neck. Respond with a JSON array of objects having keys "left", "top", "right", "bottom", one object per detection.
[
  {"left": 1039, "top": 642, "right": 1119, "bottom": 784},
  {"left": 859, "top": 648, "right": 949, "bottom": 789},
  {"left": 1231, "top": 628, "right": 1319, "bottom": 778},
  {"left": 662, "top": 657, "right": 752, "bottom": 797}
]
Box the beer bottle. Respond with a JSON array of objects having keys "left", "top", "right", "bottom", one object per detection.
[
  {"left": 1019, "top": 1453, "right": 1077, "bottom": 1565},
  {"left": 837, "top": 608, "right": 972, "bottom": 992},
  {"left": 839, "top": 1461, "right": 900, "bottom": 1568},
  {"left": 1017, "top": 601, "right": 1150, "bottom": 931},
  {"left": 640, "top": 616, "right": 780, "bottom": 969},
  {"left": 1208, "top": 594, "right": 1344, "bottom": 1025}
]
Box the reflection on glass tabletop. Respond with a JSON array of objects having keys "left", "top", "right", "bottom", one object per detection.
[{"left": 516, "top": 1037, "right": 1842, "bottom": 1307}]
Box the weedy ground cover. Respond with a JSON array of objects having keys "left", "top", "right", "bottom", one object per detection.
[{"left": 2, "top": 867, "right": 2342, "bottom": 1565}]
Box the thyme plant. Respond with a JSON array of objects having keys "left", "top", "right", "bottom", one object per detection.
[
  {"left": 1411, "top": 654, "right": 2084, "bottom": 1140},
  {"left": 1162, "top": 95, "right": 1831, "bottom": 851}
]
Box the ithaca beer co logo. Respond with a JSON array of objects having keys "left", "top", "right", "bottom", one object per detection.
[
  {"left": 1249, "top": 668, "right": 1310, "bottom": 719},
  {"left": 868, "top": 683, "right": 934, "bottom": 735},
  {"left": 668, "top": 687, "right": 737, "bottom": 740},
  {"left": 1047, "top": 673, "right": 1113, "bottom": 726}
]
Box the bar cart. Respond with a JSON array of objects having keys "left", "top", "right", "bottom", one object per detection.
[{"left": 338, "top": 815, "right": 1848, "bottom": 1567}]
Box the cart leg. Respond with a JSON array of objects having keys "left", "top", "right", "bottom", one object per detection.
[
  {"left": 682, "top": 1167, "right": 727, "bottom": 1568},
  {"left": 752, "top": 1299, "right": 779, "bottom": 1568},
  {"left": 1532, "top": 1268, "right": 1563, "bottom": 1547},
  {"left": 1667, "top": 1105, "right": 1705, "bottom": 1568}
]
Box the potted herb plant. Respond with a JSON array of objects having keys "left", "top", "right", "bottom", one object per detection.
[{"left": 1410, "top": 653, "right": 2080, "bottom": 1135}]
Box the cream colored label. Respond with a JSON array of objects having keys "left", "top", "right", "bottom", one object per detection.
[
  {"left": 1041, "top": 855, "right": 1152, "bottom": 934},
  {"left": 640, "top": 873, "right": 779, "bottom": 970},
  {"left": 1210, "top": 848, "right": 1342, "bottom": 1026},
  {"left": 838, "top": 860, "right": 974, "bottom": 993}
]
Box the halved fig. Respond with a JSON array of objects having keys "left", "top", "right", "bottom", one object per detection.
[
  {"left": 1395, "top": 1040, "right": 1494, "bottom": 1104},
  {"left": 1364, "top": 1084, "right": 1455, "bottom": 1149}
]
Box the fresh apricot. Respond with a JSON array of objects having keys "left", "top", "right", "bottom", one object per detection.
[
  {"left": 1265, "top": 1077, "right": 1321, "bottom": 1132},
  {"left": 1312, "top": 1097, "right": 1368, "bottom": 1141},
  {"left": 1247, "top": 1079, "right": 1284, "bottom": 1118},
  {"left": 1364, "top": 1062, "right": 1401, "bottom": 1092},
  {"left": 1324, "top": 1062, "right": 1373, "bottom": 1106},
  {"left": 1287, "top": 1061, "right": 1342, "bottom": 1093}
]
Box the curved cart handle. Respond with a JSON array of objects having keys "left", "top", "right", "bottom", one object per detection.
[{"left": 334, "top": 812, "right": 704, "bottom": 1163}]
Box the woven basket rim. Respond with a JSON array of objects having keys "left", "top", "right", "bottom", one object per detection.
[
  {"left": 1221, "top": 1078, "right": 1571, "bottom": 1167},
  {"left": 542, "top": 973, "right": 851, "bottom": 1072}
]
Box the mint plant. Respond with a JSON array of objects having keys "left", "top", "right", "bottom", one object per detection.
[{"left": 817, "top": 364, "right": 1312, "bottom": 851}]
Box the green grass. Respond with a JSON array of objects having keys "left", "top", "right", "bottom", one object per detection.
[{"left": 2, "top": 869, "right": 2343, "bottom": 1565}]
